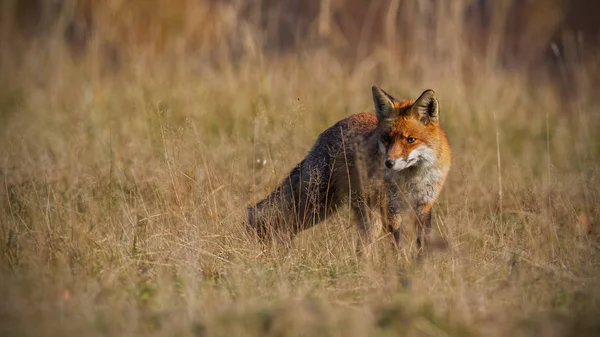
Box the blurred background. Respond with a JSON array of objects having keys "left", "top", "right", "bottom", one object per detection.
[{"left": 2, "top": 0, "right": 600, "bottom": 92}]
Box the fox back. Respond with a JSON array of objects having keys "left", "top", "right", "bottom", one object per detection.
[{"left": 247, "top": 86, "right": 451, "bottom": 253}]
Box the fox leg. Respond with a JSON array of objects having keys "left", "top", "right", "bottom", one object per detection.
[
  {"left": 416, "top": 209, "right": 432, "bottom": 250},
  {"left": 353, "top": 205, "right": 372, "bottom": 257},
  {"left": 388, "top": 214, "right": 403, "bottom": 249},
  {"left": 351, "top": 195, "right": 382, "bottom": 257},
  {"left": 382, "top": 183, "right": 403, "bottom": 249},
  {"left": 380, "top": 203, "right": 402, "bottom": 249}
]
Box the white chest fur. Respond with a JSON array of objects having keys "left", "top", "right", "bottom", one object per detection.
[{"left": 385, "top": 163, "right": 444, "bottom": 208}]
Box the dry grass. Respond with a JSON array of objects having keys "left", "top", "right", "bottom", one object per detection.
[{"left": 1, "top": 1, "right": 600, "bottom": 336}]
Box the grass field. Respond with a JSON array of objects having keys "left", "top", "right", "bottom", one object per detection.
[{"left": 1, "top": 1, "right": 600, "bottom": 336}]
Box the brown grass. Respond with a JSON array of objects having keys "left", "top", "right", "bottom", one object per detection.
[{"left": 1, "top": 1, "right": 600, "bottom": 336}]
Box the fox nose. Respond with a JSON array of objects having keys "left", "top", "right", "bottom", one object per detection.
[{"left": 385, "top": 159, "right": 394, "bottom": 169}]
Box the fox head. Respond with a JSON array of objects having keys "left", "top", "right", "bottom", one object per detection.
[{"left": 372, "top": 86, "right": 444, "bottom": 171}]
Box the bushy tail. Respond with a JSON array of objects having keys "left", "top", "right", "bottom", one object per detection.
[
  {"left": 246, "top": 203, "right": 273, "bottom": 241},
  {"left": 246, "top": 174, "right": 298, "bottom": 242},
  {"left": 246, "top": 159, "right": 337, "bottom": 242}
]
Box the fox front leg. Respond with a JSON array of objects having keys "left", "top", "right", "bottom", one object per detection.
[
  {"left": 416, "top": 209, "right": 432, "bottom": 250},
  {"left": 382, "top": 186, "right": 403, "bottom": 249},
  {"left": 351, "top": 190, "right": 383, "bottom": 257},
  {"left": 387, "top": 213, "right": 403, "bottom": 249}
]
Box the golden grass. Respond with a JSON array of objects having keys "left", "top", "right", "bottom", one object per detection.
[{"left": 1, "top": 1, "right": 600, "bottom": 336}]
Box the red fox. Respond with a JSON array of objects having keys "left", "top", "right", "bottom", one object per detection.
[{"left": 248, "top": 86, "right": 451, "bottom": 253}]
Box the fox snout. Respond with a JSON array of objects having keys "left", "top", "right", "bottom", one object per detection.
[
  {"left": 384, "top": 157, "right": 413, "bottom": 171},
  {"left": 384, "top": 145, "right": 437, "bottom": 171}
]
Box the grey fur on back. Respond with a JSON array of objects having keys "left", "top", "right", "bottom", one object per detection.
[{"left": 247, "top": 112, "right": 380, "bottom": 241}]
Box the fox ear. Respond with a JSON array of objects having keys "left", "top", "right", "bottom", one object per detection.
[
  {"left": 372, "top": 86, "right": 397, "bottom": 121},
  {"left": 411, "top": 89, "right": 439, "bottom": 125}
]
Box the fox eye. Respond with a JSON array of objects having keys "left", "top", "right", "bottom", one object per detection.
[
  {"left": 381, "top": 135, "right": 392, "bottom": 143},
  {"left": 406, "top": 137, "right": 416, "bottom": 144}
]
